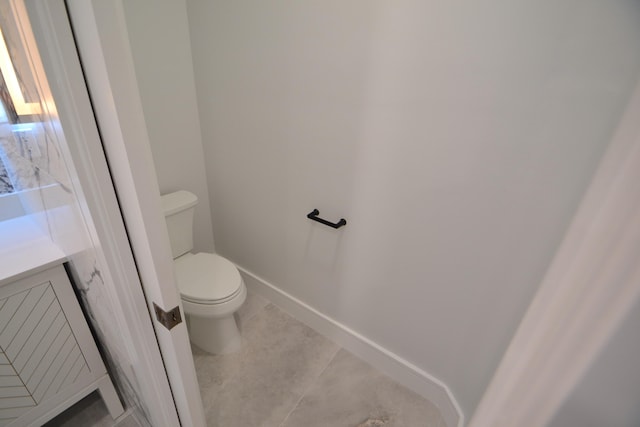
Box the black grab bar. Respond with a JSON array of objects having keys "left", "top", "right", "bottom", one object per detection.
[{"left": 307, "top": 209, "right": 347, "bottom": 229}]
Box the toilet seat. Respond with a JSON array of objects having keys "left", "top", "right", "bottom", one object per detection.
[{"left": 174, "top": 252, "right": 242, "bottom": 304}]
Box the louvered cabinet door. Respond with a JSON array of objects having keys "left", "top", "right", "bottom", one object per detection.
[{"left": 0, "top": 264, "right": 121, "bottom": 427}]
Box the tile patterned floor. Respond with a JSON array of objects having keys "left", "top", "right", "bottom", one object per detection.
[
  {"left": 47, "top": 290, "right": 445, "bottom": 427},
  {"left": 193, "top": 290, "right": 446, "bottom": 427}
]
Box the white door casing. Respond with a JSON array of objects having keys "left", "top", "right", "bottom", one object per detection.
[
  {"left": 24, "top": 0, "right": 205, "bottom": 426},
  {"left": 61, "top": 1, "right": 206, "bottom": 425},
  {"left": 469, "top": 78, "right": 640, "bottom": 427}
]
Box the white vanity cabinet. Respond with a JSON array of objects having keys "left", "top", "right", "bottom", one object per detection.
[{"left": 0, "top": 263, "right": 123, "bottom": 426}]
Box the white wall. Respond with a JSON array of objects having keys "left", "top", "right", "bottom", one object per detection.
[
  {"left": 186, "top": 0, "right": 640, "bottom": 417},
  {"left": 122, "top": 0, "right": 214, "bottom": 253},
  {"left": 547, "top": 298, "right": 640, "bottom": 427}
]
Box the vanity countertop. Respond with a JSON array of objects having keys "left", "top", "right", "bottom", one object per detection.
[{"left": 0, "top": 214, "right": 66, "bottom": 286}]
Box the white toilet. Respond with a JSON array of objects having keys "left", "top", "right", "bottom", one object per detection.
[{"left": 161, "top": 190, "right": 246, "bottom": 354}]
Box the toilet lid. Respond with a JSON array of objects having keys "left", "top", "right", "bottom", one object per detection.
[{"left": 174, "top": 253, "right": 242, "bottom": 303}]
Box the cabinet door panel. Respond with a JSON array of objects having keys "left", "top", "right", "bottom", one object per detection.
[
  {"left": 0, "top": 388, "right": 29, "bottom": 399},
  {"left": 0, "top": 282, "right": 89, "bottom": 409},
  {"left": 0, "top": 294, "right": 27, "bottom": 338},
  {"left": 0, "top": 284, "right": 48, "bottom": 351},
  {"left": 31, "top": 332, "right": 74, "bottom": 403},
  {"left": 0, "top": 397, "right": 35, "bottom": 410},
  {"left": 41, "top": 346, "right": 82, "bottom": 402},
  {"left": 18, "top": 311, "right": 65, "bottom": 380},
  {"left": 5, "top": 286, "right": 54, "bottom": 361},
  {"left": 0, "top": 356, "right": 35, "bottom": 425},
  {"left": 0, "top": 405, "right": 36, "bottom": 424},
  {"left": 12, "top": 302, "right": 60, "bottom": 373},
  {"left": 0, "top": 378, "right": 22, "bottom": 388},
  {"left": 0, "top": 263, "right": 121, "bottom": 425}
]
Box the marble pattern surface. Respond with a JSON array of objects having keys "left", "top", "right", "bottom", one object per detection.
[
  {"left": 0, "top": 0, "right": 70, "bottom": 195},
  {"left": 0, "top": 156, "right": 13, "bottom": 194},
  {"left": 193, "top": 290, "right": 446, "bottom": 427},
  {"left": 66, "top": 249, "right": 154, "bottom": 427}
]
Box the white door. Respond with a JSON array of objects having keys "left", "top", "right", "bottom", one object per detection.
[
  {"left": 20, "top": 0, "right": 206, "bottom": 425},
  {"left": 469, "top": 78, "right": 640, "bottom": 427}
]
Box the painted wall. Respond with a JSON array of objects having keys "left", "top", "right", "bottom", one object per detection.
[
  {"left": 547, "top": 298, "right": 640, "bottom": 427},
  {"left": 122, "top": 0, "right": 214, "bottom": 253},
  {"left": 185, "top": 0, "right": 640, "bottom": 416}
]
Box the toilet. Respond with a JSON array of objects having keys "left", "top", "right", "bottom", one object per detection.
[{"left": 161, "top": 190, "right": 246, "bottom": 354}]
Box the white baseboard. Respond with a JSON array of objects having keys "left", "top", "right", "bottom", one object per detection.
[{"left": 237, "top": 266, "right": 464, "bottom": 427}]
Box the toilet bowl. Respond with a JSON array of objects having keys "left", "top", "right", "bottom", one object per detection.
[
  {"left": 174, "top": 252, "right": 246, "bottom": 354},
  {"left": 161, "top": 190, "right": 246, "bottom": 354}
]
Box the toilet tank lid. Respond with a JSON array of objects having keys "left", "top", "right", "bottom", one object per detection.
[{"left": 161, "top": 190, "right": 198, "bottom": 216}]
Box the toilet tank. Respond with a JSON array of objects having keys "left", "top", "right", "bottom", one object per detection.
[{"left": 160, "top": 190, "right": 198, "bottom": 259}]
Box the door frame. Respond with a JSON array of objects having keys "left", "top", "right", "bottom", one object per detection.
[
  {"left": 25, "top": 0, "right": 206, "bottom": 426},
  {"left": 469, "top": 78, "right": 640, "bottom": 427}
]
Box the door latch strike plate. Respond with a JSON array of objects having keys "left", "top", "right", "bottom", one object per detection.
[{"left": 153, "top": 303, "right": 182, "bottom": 330}]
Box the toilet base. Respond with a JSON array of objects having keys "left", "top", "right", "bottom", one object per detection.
[{"left": 188, "top": 314, "right": 242, "bottom": 354}]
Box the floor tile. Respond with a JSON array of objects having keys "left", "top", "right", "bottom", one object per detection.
[
  {"left": 52, "top": 290, "right": 445, "bottom": 427},
  {"left": 280, "top": 349, "right": 446, "bottom": 427},
  {"left": 195, "top": 304, "right": 340, "bottom": 427}
]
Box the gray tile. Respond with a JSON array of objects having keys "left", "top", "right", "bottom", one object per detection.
[
  {"left": 280, "top": 349, "right": 446, "bottom": 427},
  {"left": 196, "top": 304, "right": 340, "bottom": 427}
]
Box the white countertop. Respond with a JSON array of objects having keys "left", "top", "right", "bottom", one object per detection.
[{"left": 0, "top": 215, "right": 66, "bottom": 286}]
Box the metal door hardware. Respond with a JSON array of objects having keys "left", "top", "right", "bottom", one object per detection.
[{"left": 153, "top": 303, "right": 183, "bottom": 330}]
